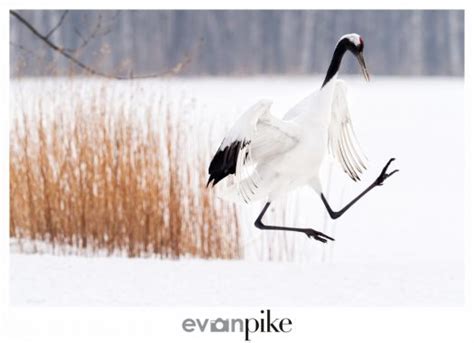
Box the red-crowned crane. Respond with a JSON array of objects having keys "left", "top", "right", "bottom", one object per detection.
[{"left": 207, "top": 33, "right": 398, "bottom": 243}]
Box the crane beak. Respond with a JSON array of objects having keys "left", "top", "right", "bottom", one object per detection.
[{"left": 357, "top": 52, "right": 370, "bottom": 82}]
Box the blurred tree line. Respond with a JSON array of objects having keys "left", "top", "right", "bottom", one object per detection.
[{"left": 10, "top": 10, "right": 464, "bottom": 77}]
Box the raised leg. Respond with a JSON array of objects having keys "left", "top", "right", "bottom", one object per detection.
[
  {"left": 322, "top": 158, "right": 399, "bottom": 220},
  {"left": 255, "top": 202, "right": 334, "bottom": 243}
]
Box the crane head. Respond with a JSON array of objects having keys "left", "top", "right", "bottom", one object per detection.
[{"left": 338, "top": 33, "right": 370, "bottom": 82}]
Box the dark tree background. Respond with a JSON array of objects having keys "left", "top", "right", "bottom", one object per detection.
[{"left": 10, "top": 10, "right": 464, "bottom": 77}]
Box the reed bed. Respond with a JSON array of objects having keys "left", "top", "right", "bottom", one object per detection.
[{"left": 10, "top": 80, "right": 241, "bottom": 259}]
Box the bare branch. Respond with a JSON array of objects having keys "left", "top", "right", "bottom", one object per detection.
[
  {"left": 65, "top": 14, "right": 105, "bottom": 53},
  {"left": 10, "top": 10, "right": 112, "bottom": 78},
  {"left": 45, "top": 10, "right": 69, "bottom": 39},
  {"left": 133, "top": 37, "right": 204, "bottom": 79},
  {"left": 73, "top": 26, "right": 85, "bottom": 43},
  {"left": 10, "top": 10, "right": 201, "bottom": 79},
  {"left": 10, "top": 41, "right": 36, "bottom": 56}
]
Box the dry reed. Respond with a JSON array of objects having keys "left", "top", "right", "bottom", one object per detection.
[{"left": 10, "top": 80, "right": 241, "bottom": 259}]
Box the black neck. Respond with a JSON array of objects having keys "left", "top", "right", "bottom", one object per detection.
[{"left": 321, "top": 40, "right": 348, "bottom": 88}]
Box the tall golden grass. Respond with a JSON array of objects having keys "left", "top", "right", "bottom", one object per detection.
[{"left": 10, "top": 80, "right": 241, "bottom": 259}]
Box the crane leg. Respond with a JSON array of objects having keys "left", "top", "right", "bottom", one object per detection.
[
  {"left": 321, "top": 158, "right": 399, "bottom": 220},
  {"left": 254, "top": 202, "right": 335, "bottom": 243}
]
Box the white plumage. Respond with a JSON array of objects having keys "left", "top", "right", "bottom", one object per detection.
[
  {"left": 213, "top": 78, "right": 366, "bottom": 204},
  {"left": 328, "top": 80, "right": 367, "bottom": 182},
  {"left": 207, "top": 33, "right": 398, "bottom": 243}
]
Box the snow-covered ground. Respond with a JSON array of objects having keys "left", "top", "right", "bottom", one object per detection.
[
  {"left": 9, "top": 253, "right": 463, "bottom": 306},
  {"left": 10, "top": 76, "right": 465, "bottom": 306}
]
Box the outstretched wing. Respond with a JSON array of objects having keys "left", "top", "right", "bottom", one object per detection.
[
  {"left": 207, "top": 100, "right": 299, "bottom": 202},
  {"left": 328, "top": 80, "right": 367, "bottom": 181}
]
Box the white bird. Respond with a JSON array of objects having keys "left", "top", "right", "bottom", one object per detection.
[{"left": 207, "top": 33, "right": 398, "bottom": 243}]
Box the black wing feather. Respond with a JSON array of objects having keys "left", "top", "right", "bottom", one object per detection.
[{"left": 207, "top": 140, "right": 248, "bottom": 187}]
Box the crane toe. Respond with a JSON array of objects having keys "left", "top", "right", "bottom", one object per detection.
[
  {"left": 303, "top": 229, "right": 335, "bottom": 243},
  {"left": 374, "top": 158, "right": 399, "bottom": 186}
]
